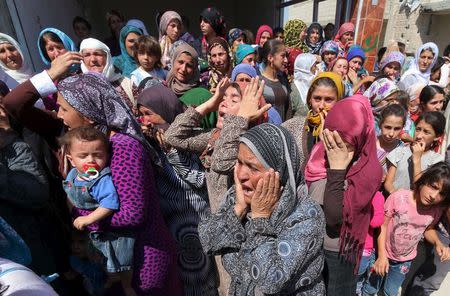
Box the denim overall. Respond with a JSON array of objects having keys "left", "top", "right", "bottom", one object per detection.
[{"left": 63, "top": 168, "right": 134, "bottom": 273}]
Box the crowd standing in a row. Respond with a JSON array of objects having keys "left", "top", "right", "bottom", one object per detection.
[{"left": 1, "top": 6, "right": 450, "bottom": 296}]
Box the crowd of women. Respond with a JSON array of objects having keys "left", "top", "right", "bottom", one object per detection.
[{"left": 1, "top": 5, "right": 450, "bottom": 296}]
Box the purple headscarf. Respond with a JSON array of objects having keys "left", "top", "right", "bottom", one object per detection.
[
  {"left": 320, "top": 40, "right": 339, "bottom": 56},
  {"left": 380, "top": 51, "right": 405, "bottom": 71}
]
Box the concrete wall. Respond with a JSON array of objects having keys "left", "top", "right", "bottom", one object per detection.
[
  {"left": 383, "top": 0, "right": 450, "bottom": 54},
  {"left": 282, "top": 0, "right": 337, "bottom": 26}
]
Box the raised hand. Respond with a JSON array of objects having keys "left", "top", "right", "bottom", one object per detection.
[
  {"left": 196, "top": 77, "right": 230, "bottom": 116},
  {"left": 411, "top": 141, "right": 425, "bottom": 162},
  {"left": 237, "top": 77, "right": 271, "bottom": 121},
  {"left": 47, "top": 51, "right": 83, "bottom": 81}
]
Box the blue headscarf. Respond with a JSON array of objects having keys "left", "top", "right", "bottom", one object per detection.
[
  {"left": 235, "top": 44, "right": 256, "bottom": 65},
  {"left": 346, "top": 45, "right": 366, "bottom": 63},
  {"left": 38, "top": 27, "right": 77, "bottom": 65},
  {"left": 112, "top": 25, "right": 143, "bottom": 78},
  {"left": 231, "top": 63, "right": 257, "bottom": 81}
]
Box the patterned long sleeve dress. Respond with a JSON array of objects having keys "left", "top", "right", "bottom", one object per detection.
[
  {"left": 198, "top": 187, "right": 326, "bottom": 295},
  {"left": 155, "top": 148, "right": 219, "bottom": 295}
]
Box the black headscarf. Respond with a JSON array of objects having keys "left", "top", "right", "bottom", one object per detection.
[
  {"left": 200, "top": 7, "right": 226, "bottom": 36},
  {"left": 240, "top": 123, "right": 307, "bottom": 226},
  {"left": 305, "top": 23, "right": 324, "bottom": 55}
]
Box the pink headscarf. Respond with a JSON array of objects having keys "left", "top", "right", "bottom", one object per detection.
[
  {"left": 255, "top": 25, "right": 273, "bottom": 46},
  {"left": 334, "top": 22, "right": 355, "bottom": 42},
  {"left": 305, "top": 94, "right": 382, "bottom": 270}
]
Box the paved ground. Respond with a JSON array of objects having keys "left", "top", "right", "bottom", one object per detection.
[{"left": 431, "top": 272, "right": 450, "bottom": 295}]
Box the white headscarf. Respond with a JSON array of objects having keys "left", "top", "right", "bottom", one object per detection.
[
  {"left": 293, "top": 53, "right": 317, "bottom": 105},
  {"left": 0, "top": 33, "right": 33, "bottom": 83},
  {"left": 400, "top": 42, "right": 439, "bottom": 89},
  {"left": 79, "top": 38, "right": 122, "bottom": 82},
  {"left": 126, "top": 19, "right": 149, "bottom": 35}
]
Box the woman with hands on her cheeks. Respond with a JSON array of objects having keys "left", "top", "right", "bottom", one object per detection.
[
  {"left": 166, "top": 76, "right": 273, "bottom": 296},
  {"left": 199, "top": 123, "right": 326, "bottom": 295}
]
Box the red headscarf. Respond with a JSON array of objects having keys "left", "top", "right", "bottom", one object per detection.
[
  {"left": 255, "top": 25, "right": 273, "bottom": 46},
  {"left": 305, "top": 94, "right": 382, "bottom": 270}
]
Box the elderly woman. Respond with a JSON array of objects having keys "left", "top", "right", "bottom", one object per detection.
[
  {"left": 166, "top": 41, "right": 200, "bottom": 97},
  {"left": 334, "top": 22, "right": 355, "bottom": 56},
  {"left": 198, "top": 123, "right": 325, "bottom": 295},
  {"left": 3, "top": 57, "right": 182, "bottom": 295},
  {"left": 159, "top": 11, "right": 183, "bottom": 69},
  {"left": 0, "top": 33, "right": 33, "bottom": 83},
  {"left": 80, "top": 38, "right": 136, "bottom": 109}
]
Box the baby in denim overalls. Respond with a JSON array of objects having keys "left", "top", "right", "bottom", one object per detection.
[{"left": 60, "top": 126, "right": 136, "bottom": 296}]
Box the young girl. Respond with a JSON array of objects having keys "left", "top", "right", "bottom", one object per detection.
[
  {"left": 419, "top": 85, "right": 445, "bottom": 113},
  {"left": 362, "top": 162, "right": 450, "bottom": 296},
  {"left": 379, "top": 51, "right": 405, "bottom": 82},
  {"left": 259, "top": 39, "right": 290, "bottom": 121},
  {"left": 385, "top": 111, "right": 446, "bottom": 194},
  {"left": 130, "top": 36, "right": 166, "bottom": 87},
  {"left": 60, "top": 126, "right": 136, "bottom": 296},
  {"left": 318, "top": 40, "right": 339, "bottom": 72},
  {"left": 377, "top": 104, "right": 406, "bottom": 175},
  {"left": 330, "top": 57, "right": 353, "bottom": 97}
]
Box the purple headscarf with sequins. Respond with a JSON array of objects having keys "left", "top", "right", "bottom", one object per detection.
[
  {"left": 320, "top": 40, "right": 339, "bottom": 56},
  {"left": 57, "top": 72, "right": 161, "bottom": 165},
  {"left": 380, "top": 51, "right": 405, "bottom": 72},
  {"left": 363, "top": 77, "right": 400, "bottom": 112}
]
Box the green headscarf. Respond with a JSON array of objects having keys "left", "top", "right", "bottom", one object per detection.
[
  {"left": 284, "top": 19, "right": 309, "bottom": 53},
  {"left": 179, "top": 88, "right": 218, "bottom": 129}
]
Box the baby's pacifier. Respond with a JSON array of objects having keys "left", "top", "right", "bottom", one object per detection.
[{"left": 82, "top": 163, "right": 100, "bottom": 179}]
